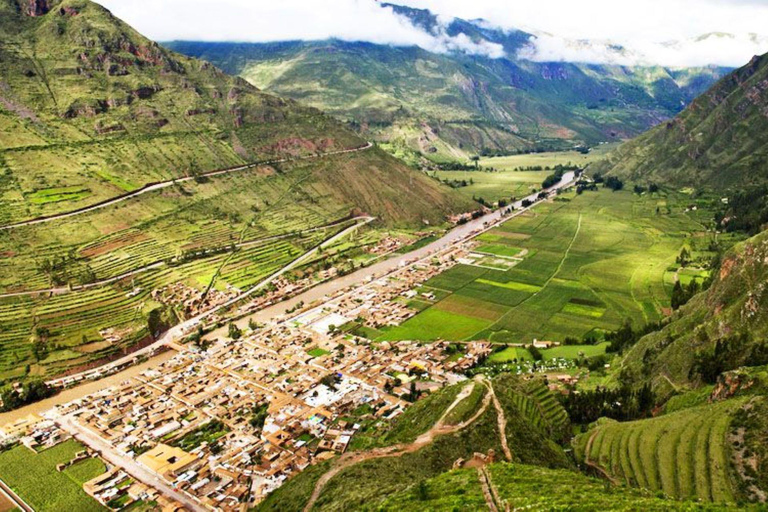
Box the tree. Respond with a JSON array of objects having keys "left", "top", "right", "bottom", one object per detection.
[
  {"left": 470, "top": 155, "right": 480, "bottom": 169},
  {"left": 147, "top": 308, "right": 164, "bottom": 340},
  {"left": 604, "top": 176, "right": 624, "bottom": 191},
  {"left": 228, "top": 322, "right": 242, "bottom": 340},
  {"left": 671, "top": 281, "right": 686, "bottom": 310}
]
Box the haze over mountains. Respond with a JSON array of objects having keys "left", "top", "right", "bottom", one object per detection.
[{"left": 166, "top": 3, "right": 741, "bottom": 161}]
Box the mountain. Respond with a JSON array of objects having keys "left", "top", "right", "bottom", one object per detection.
[
  {"left": 166, "top": 3, "right": 728, "bottom": 163},
  {"left": 0, "top": 0, "right": 473, "bottom": 384},
  {"left": 599, "top": 52, "right": 768, "bottom": 189},
  {"left": 618, "top": 229, "right": 768, "bottom": 400},
  {"left": 0, "top": 0, "right": 470, "bottom": 226}
]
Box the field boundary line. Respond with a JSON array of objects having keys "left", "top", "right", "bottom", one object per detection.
[
  {"left": 469, "top": 212, "right": 582, "bottom": 339},
  {"left": 0, "top": 476, "right": 34, "bottom": 512}
]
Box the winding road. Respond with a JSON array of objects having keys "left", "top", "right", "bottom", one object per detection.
[{"left": 0, "top": 142, "right": 373, "bottom": 232}]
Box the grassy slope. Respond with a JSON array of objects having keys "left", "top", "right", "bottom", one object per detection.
[
  {"left": 377, "top": 463, "right": 728, "bottom": 511},
  {"left": 0, "top": 0, "right": 470, "bottom": 226},
  {"left": 619, "top": 230, "right": 768, "bottom": 398},
  {"left": 601, "top": 52, "right": 768, "bottom": 190},
  {"left": 573, "top": 397, "right": 759, "bottom": 504},
  {"left": 256, "top": 375, "right": 571, "bottom": 512}
]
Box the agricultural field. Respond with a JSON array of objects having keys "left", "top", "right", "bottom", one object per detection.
[
  {"left": 377, "top": 187, "right": 714, "bottom": 345},
  {"left": 478, "top": 144, "right": 617, "bottom": 171},
  {"left": 0, "top": 154, "right": 390, "bottom": 382},
  {"left": 429, "top": 138, "right": 616, "bottom": 205},
  {"left": 573, "top": 399, "right": 746, "bottom": 503},
  {"left": 0, "top": 439, "right": 106, "bottom": 512},
  {"left": 430, "top": 169, "right": 546, "bottom": 204}
]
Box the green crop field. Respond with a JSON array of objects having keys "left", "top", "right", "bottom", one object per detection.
[
  {"left": 478, "top": 145, "right": 617, "bottom": 171},
  {"left": 430, "top": 169, "right": 545, "bottom": 203},
  {"left": 541, "top": 342, "right": 609, "bottom": 359},
  {"left": 573, "top": 399, "right": 745, "bottom": 503},
  {"left": 488, "top": 346, "right": 533, "bottom": 363},
  {"left": 375, "top": 188, "right": 713, "bottom": 346},
  {"left": 0, "top": 439, "right": 105, "bottom": 512}
]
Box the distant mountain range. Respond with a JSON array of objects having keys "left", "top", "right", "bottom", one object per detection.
[{"left": 166, "top": 3, "right": 733, "bottom": 162}]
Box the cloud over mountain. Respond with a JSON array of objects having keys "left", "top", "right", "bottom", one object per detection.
[{"left": 96, "top": 0, "right": 768, "bottom": 66}]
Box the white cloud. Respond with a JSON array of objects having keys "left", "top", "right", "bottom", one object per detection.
[
  {"left": 518, "top": 32, "right": 768, "bottom": 68},
  {"left": 94, "top": 0, "right": 768, "bottom": 67},
  {"left": 95, "top": 0, "right": 504, "bottom": 58}
]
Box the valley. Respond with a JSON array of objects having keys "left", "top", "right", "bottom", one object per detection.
[{"left": 1, "top": 0, "right": 768, "bottom": 511}]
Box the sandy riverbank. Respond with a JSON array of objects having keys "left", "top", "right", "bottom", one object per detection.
[{"left": 0, "top": 350, "right": 176, "bottom": 427}]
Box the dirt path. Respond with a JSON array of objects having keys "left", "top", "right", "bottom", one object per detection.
[
  {"left": 477, "top": 466, "right": 509, "bottom": 512},
  {"left": 477, "top": 467, "right": 499, "bottom": 512},
  {"left": 0, "top": 143, "right": 372, "bottom": 231},
  {"left": 583, "top": 428, "right": 620, "bottom": 485},
  {"left": 485, "top": 380, "right": 513, "bottom": 462},
  {"left": 302, "top": 378, "right": 492, "bottom": 511}
]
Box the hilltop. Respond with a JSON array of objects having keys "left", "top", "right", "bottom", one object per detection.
[
  {"left": 600, "top": 52, "right": 768, "bottom": 189},
  {"left": 166, "top": 4, "right": 727, "bottom": 163}
]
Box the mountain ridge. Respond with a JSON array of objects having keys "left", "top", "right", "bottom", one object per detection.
[{"left": 165, "top": 3, "right": 730, "bottom": 161}]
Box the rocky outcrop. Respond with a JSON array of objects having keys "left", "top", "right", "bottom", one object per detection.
[{"left": 710, "top": 370, "right": 756, "bottom": 402}]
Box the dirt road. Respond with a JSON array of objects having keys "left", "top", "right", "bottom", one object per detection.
[{"left": 0, "top": 143, "right": 372, "bottom": 231}]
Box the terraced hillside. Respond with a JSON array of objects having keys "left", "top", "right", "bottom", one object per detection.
[
  {"left": 0, "top": 0, "right": 468, "bottom": 226},
  {"left": 573, "top": 398, "right": 757, "bottom": 503},
  {"left": 257, "top": 375, "right": 572, "bottom": 512},
  {"left": 0, "top": 0, "right": 474, "bottom": 384},
  {"left": 601, "top": 51, "right": 768, "bottom": 189},
  {"left": 167, "top": 4, "right": 727, "bottom": 163}
]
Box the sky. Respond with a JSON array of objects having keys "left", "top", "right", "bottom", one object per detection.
[{"left": 95, "top": 0, "right": 768, "bottom": 67}]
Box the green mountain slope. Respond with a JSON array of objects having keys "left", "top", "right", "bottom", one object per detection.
[
  {"left": 0, "top": 0, "right": 473, "bottom": 383},
  {"left": 619, "top": 229, "right": 768, "bottom": 398},
  {"left": 0, "top": 0, "right": 469, "bottom": 225},
  {"left": 601, "top": 52, "right": 768, "bottom": 189},
  {"left": 166, "top": 6, "right": 727, "bottom": 163},
  {"left": 258, "top": 375, "right": 736, "bottom": 511}
]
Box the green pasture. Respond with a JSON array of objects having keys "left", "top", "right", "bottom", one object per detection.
[
  {"left": 430, "top": 169, "right": 544, "bottom": 203},
  {"left": 377, "top": 188, "right": 712, "bottom": 345},
  {"left": 0, "top": 439, "right": 106, "bottom": 512}
]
